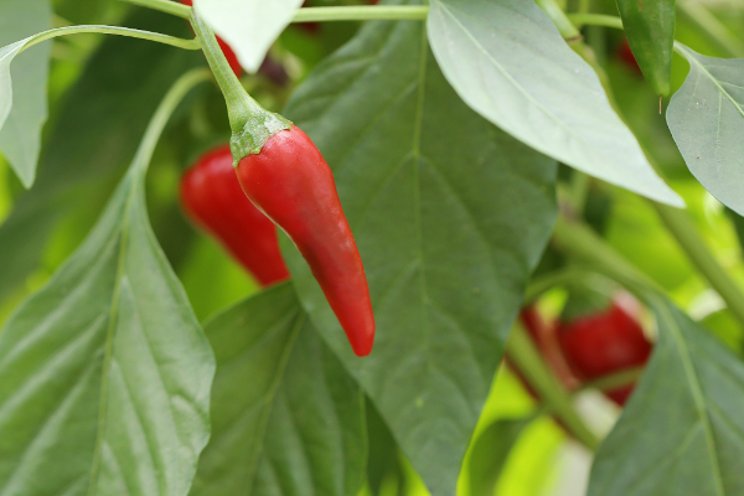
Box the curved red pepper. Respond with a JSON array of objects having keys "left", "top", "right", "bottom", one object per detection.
[
  {"left": 180, "top": 145, "right": 290, "bottom": 286},
  {"left": 180, "top": 0, "right": 242, "bottom": 76},
  {"left": 235, "top": 126, "right": 375, "bottom": 356},
  {"left": 557, "top": 299, "right": 652, "bottom": 405}
]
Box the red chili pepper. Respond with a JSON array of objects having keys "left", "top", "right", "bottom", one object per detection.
[
  {"left": 180, "top": 0, "right": 242, "bottom": 76},
  {"left": 235, "top": 126, "right": 375, "bottom": 356},
  {"left": 180, "top": 145, "right": 290, "bottom": 286},
  {"left": 557, "top": 298, "right": 652, "bottom": 405}
]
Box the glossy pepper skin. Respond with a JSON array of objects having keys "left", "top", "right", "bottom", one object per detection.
[
  {"left": 557, "top": 299, "right": 652, "bottom": 406},
  {"left": 180, "top": 145, "right": 290, "bottom": 286},
  {"left": 180, "top": 0, "right": 242, "bottom": 76},
  {"left": 235, "top": 126, "right": 375, "bottom": 357}
]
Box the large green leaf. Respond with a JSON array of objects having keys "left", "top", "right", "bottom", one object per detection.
[
  {"left": 0, "top": 11, "right": 200, "bottom": 308},
  {"left": 282, "top": 2, "right": 558, "bottom": 492},
  {"left": 0, "top": 75, "right": 215, "bottom": 494},
  {"left": 426, "top": 0, "right": 682, "bottom": 206},
  {"left": 616, "top": 0, "right": 675, "bottom": 96},
  {"left": 192, "top": 284, "right": 366, "bottom": 496},
  {"left": 667, "top": 45, "right": 744, "bottom": 215},
  {"left": 0, "top": 0, "right": 52, "bottom": 187},
  {"left": 194, "top": 0, "right": 303, "bottom": 72},
  {"left": 588, "top": 298, "right": 744, "bottom": 495}
]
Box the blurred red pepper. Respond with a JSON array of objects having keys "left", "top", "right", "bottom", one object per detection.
[
  {"left": 557, "top": 297, "right": 652, "bottom": 405},
  {"left": 236, "top": 126, "right": 375, "bottom": 357},
  {"left": 180, "top": 145, "right": 290, "bottom": 286}
]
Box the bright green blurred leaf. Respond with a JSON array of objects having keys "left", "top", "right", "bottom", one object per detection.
[
  {"left": 667, "top": 45, "right": 744, "bottom": 215},
  {"left": 194, "top": 0, "right": 303, "bottom": 72},
  {"left": 467, "top": 417, "right": 532, "bottom": 496},
  {"left": 426, "top": 0, "right": 682, "bottom": 206},
  {"left": 283, "top": 1, "right": 558, "bottom": 492},
  {"left": 589, "top": 298, "right": 744, "bottom": 495},
  {"left": 192, "top": 284, "right": 366, "bottom": 496},
  {"left": 0, "top": 0, "right": 51, "bottom": 188},
  {"left": 616, "top": 0, "right": 675, "bottom": 95}
]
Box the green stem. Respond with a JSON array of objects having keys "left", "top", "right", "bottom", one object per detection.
[
  {"left": 535, "top": 0, "right": 581, "bottom": 41},
  {"left": 508, "top": 324, "right": 600, "bottom": 450},
  {"left": 126, "top": 0, "right": 429, "bottom": 23},
  {"left": 130, "top": 68, "right": 211, "bottom": 176},
  {"left": 580, "top": 367, "right": 643, "bottom": 394},
  {"left": 552, "top": 217, "right": 661, "bottom": 304},
  {"left": 293, "top": 5, "right": 428, "bottom": 22},
  {"left": 524, "top": 266, "right": 603, "bottom": 303},
  {"left": 120, "top": 0, "right": 191, "bottom": 19},
  {"left": 19, "top": 25, "right": 199, "bottom": 53},
  {"left": 567, "top": 13, "right": 623, "bottom": 30},
  {"left": 189, "top": 12, "right": 290, "bottom": 161},
  {"left": 653, "top": 205, "right": 744, "bottom": 327}
]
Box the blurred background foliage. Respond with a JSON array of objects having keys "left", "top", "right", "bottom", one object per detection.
[{"left": 1, "top": 0, "right": 743, "bottom": 494}]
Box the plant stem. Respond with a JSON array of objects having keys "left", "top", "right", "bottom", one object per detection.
[
  {"left": 507, "top": 324, "right": 600, "bottom": 450},
  {"left": 552, "top": 217, "right": 661, "bottom": 303},
  {"left": 580, "top": 367, "right": 642, "bottom": 393},
  {"left": 124, "top": 0, "right": 428, "bottom": 23},
  {"left": 535, "top": 0, "right": 582, "bottom": 41},
  {"left": 293, "top": 5, "right": 428, "bottom": 22},
  {"left": 524, "top": 266, "right": 607, "bottom": 303},
  {"left": 567, "top": 13, "right": 623, "bottom": 30},
  {"left": 130, "top": 68, "right": 211, "bottom": 176},
  {"left": 189, "top": 11, "right": 290, "bottom": 160},
  {"left": 121, "top": 0, "right": 191, "bottom": 19},
  {"left": 19, "top": 25, "right": 199, "bottom": 53},
  {"left": 653, "top": 204, "right": 744, "bottom": 327}
]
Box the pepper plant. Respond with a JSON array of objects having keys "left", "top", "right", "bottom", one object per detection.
[{"left": 1, "top": 0, "right": 744, "bottom": 494}]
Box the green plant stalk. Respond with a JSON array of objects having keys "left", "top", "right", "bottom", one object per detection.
[
  {"left": 189, "top": 12, "right": 291, "bottom": 162},
  {"left": 580, "top": 367, "right": 643, "bottom": 393},
  {"left": 121, "top": 0, "right": 191, "bottom": 19},
  {"left": 123, "top": 0, "right": 429, "bottom": 22},
  {"left": 18, "top": 25, "right": 200, "bottom": 53},
  {"left": 507, "top": 323, "right": 600, "bottom": 450},
  {"left": 654, "top": 204, "right": 744, "bottom": 326},
  {"left": 293, "top": 6, "right": 428, "bottom": 22},
  {"left": 552, "top": 217, "right": 662, "bottom": 304},
  {"left": 535, "top": 0, "right": 581, "bottom": 40},
  {"left": 130, "top": 68, "right": 211, "bottom": 175},
  {"left": 567, "top": 13, "right": 623, "bottom": 30},
  {"left": 524, "top": 266, "right": 615, "bottom": 304}
]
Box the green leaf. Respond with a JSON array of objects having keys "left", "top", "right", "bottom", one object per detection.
[
  {"left": 0, "top": 142, "right": 215, "bottom": 495},
  {"left": 616, "top": 0, "right": 675, "bottom": 96},
  {"left": 466, "top": 417, "right": 531, "bottom": 496},
  {"left": 194, "top": 0, "right": 303, "bottom": 72},
  {"left": 0, "top": 0, "right": 52, "bottom": 188},
  {"left": 588, "top": 298, "right": 744, "bottom": 495},
  {"left": 667, "top": 46, "right": 744, "bottom": 216},
  {"left": 282, "top": 2, "right": 558, "bottom": 492},
  {"left": 426, "top": 0, "right": 683, "bottom": 207},
  {"left": 0, "top": 11, "right": 200, "bottom": 309},
  {"left": 192, "top": 284, "right": 366, "bottom": 496}
]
